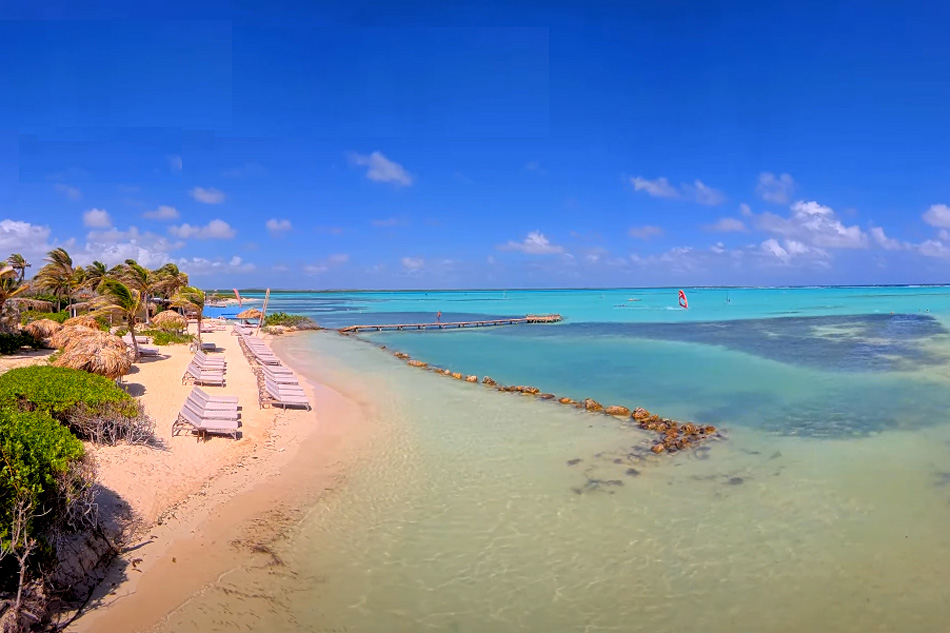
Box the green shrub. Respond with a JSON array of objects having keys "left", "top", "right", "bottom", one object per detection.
[
  {"left": 0, "top": 367, "right": 156, "bottom": 446},
  {"left": 137, "top": 329, "right": 193, "bottom": 346},
  {"left": 263, "top": 312, "right": 320, "bottom": 330},
  {"left": 0, "top": 408, "right": 85, "bottom": 541},
  {"left": 21, "top": 311, "right": 69, "bottom": 325},
  {"left": 0, "top": 332, "right": 41, "bottom": 355},
  {"left": 0, "top": 366, "right": 138, "bottom": 420},
  {"left": 0, "top": 407, "right": 95, "bottom": 594}
]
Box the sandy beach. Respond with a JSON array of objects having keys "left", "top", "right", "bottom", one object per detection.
[{"left": 0, "top": 325, "right": 372, "bottom": 633}]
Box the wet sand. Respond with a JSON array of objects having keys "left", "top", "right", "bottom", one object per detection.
[{"left": 67, "top": 328, "right": 374, "bottom": 632}]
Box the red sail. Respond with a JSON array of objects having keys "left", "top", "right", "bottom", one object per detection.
[{"left": 678, "top": 290, "right": 688, "bottom": 309}]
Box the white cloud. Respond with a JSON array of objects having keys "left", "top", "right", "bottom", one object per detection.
[
  {"left": 870, "top": 227, "right": 905, "bottom": 251},
  {"left": 923, "top": 204, "right": 950, "bottom": 228},
  {"left": 630, "top": 176, "right": 678, "bottom": 198},
  {"left": 916, "top": 240, "right": 950, "bottom": 259},
  {"left": 628, "top": 225, "right": 663, "bottom": 239},
  {"left": 265, "top": 218, "right": 292, "bottom": 235},
  {"left": 710, "top": 241, "right": 726, "bottom": 254},
  {"left": 630, "top": 176, "right": 724, "bottom": 205},
  {"left": 169, "top": 155, "right": 182, "bottom": 172},
  {"left": 685, "top": 180, "right": 726, "bottom": 206},
  {"left": 705, "top": 217, "right": 747, "bottom": 232},
  {"left": 739, "top": 203, "right": 753, "bottom": 217},
  {"left": 169, "top": 219, "right": 236, "bottom": 240},
  {"left": 401, "top": 256, "right": 425, "bottom": 270},
  {"left": 55, "top": 184, "right": 81, "bottom": 200},
  {"left": 497, "top": 231, "right": 565, "bottom": 254},
  {"left": 757, "top": 200, "right": 867, "bottom": 249},
  {"left": 327, "top": 253, "right": 349, "bottom": 264},
  {"left": 176, "top": 255, "right": 256, "bottom": 275},
  {"left": 189, "top": 186, "right": 225, "bottom": 204},
  {"left": 756, "top": 172, "right": 795, "bottom": 204},
  {"left": 759, "top": 238, "right": 828, "bottom": 265},
  {"left": 83, "top": 208, "right": 112, "bottom": 228},
  {"left": 349, "top": 151, "right": 413, "bottom": 186},
  {"left": 143, "top": 205, "right": 180, "bottom": 220},
  {"left": 79, "top": 226, "right": 182, "bottom": 268},
  {"left": 0, "top": 220, "right": 53, "bottom": 260}
]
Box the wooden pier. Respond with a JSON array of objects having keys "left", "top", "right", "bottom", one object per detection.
[{"left": 339, "top": 314, "right": 562, "bottom": 334}]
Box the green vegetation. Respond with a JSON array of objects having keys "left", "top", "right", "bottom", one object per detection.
[
  {"left": 137, "top": 329, "right": 194, "bottom": 346},
  {"left": 0, "top": 333, "right": 41, "bottom": 355},
  {"left": 0, "top": 366, "right": 157, "bottom": 447},
  {"left": 264, "top": 312, "right": 320, "bottom": 330},
  {"left": 0, "top": 408, "right": 86, "bottom": 546},
  {"left": 0, "top": 407, "right": 95, "bottom": 619},
  {"left": 20, "top": 311, "right": 69, "bottom": 325}
]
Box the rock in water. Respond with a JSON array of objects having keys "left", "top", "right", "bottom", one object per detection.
[
  {"left": 407, "top": 360, "right": 427, "bottom": 368},
  {"left": 482, "top": 376, "right": 497, "bottom": 386},
  {"left": 559, "top": 397, "right": 574, "bottom": 405},
  {"left": 465, "top": 375, "right": 478, "bottom": 383},
  {"left": 584, "top": 398, "right": 604, "bottom": 412},
  {"left": 605, "top": 405, "right": 631, "bottom": 417}
]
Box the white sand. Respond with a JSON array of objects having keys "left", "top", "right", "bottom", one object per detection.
[{"left": 0, "top": 325, "right": 370, "bottom": 632}]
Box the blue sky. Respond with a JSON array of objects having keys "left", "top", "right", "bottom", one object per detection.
[{"left": 3, "top": 1, "right": 950, "bottom": 289}]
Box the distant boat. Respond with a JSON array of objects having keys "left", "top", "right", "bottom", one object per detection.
[{"left": 627, "top": 298, "right": 641, "bottom": 302}]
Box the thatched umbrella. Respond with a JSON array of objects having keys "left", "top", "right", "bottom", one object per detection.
[
  {"left": 50, "top": 324, "right": 100, "bottom": 350},
  {"left": 236, "top": 308, "right": 262, "bottom": 321},
  {"left": 64, "top": 314, "right": 100, "bottom": 329},
  {"left": 23, "top": 318, "right": 63, "bottom": 340},
  {"left": 52, "top": 330, "right": 131, "bottom": 379},
  {"left": 152, "top": 309, "right": 187, "bottom": 331}
]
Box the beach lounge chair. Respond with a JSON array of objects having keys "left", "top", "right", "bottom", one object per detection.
[
  {"left": 182, "top": 398, "right": 239, "bottom": 420},
  {"left": 182, "top": 363, "right": 226, "bottom": 386},
  {"left": 186, "top": 389, "right": 239, "bottom": 412},
  {"left": 264, "top": 378, "right": 306, "bottom": 396},
  {"left": 194, "top": 351, "right": 227, "bottom": 367},
  {"left": 263, "top": 382, "right": 311, "bottom": 410},
  {"left": 192, "top": 386, "right": 238, "bottom": 403},
  {"left": 262, "top": 367, "right": 300, "bottom": 385},
  {"left": 173, "top": 405, "right": 239, "bottom": 441}
]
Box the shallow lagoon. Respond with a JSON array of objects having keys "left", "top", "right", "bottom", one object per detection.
[{"left": 166, "top": 288, "right": 950, "bottom": 632}]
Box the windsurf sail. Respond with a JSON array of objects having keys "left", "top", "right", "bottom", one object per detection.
[
  {"left": 233, "top": 288, "right": 243, "bottom": 307},
  {"left": 678, "top": 289, "right": 689, "bottom": 309}
]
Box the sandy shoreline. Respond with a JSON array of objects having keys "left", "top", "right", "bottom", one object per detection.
[{"left": 27, "top": 326, "right": 376, "bottom": 632}]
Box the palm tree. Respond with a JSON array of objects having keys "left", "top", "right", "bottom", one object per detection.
[
  {"left": 0, "top": 263, "right": 29, "bottom": 332},
  {"left": 83, "top": 261, "right": 108, "bottom": 292},
  {"left": 151, "top": 263, "right": 189, "bottom": 300},
  {"left": 92, "top": 279, "right": 144, "bottom": 360},
  {"left": 171, "top": 286, "right": 205, "bottom": 344},
  {"left": 7, "top": 254, "right": 29, "bottom": 282},
  {"left": 117, "top": 259, "right": 153, "bottom": 325},
  {"left": 35, "top": 247, "right": 75, "bottom": 311}
]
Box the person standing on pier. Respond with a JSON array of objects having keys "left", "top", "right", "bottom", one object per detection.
[{"left": 437, "top": 310, "right": 442, "bottom": 323}]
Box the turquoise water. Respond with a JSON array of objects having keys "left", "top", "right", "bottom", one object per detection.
[{"left": 169, "top": 288, "right": 950, "bottom": 632}]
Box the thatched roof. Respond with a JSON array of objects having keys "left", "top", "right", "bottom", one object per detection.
[
  {"left": 50, "top": 324, "right": 100, "bottom": 350},
  {"left": 23, "top": 319, "right": 63, "bottom": 340},
  {"left": 64, "top": 314, "right": 100, "bottom": 329},
  {"left": 52, "top": 330, "right": 131, "bottom": 379},
  {"left": 152, "top": 310, "right": 187, "bottom": 330},
  {"left": 236, "top": 308, "right": 262, "bottom": 320},
  {"left": 9, "top": 297, "right": 55, "bottom": 311}
]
